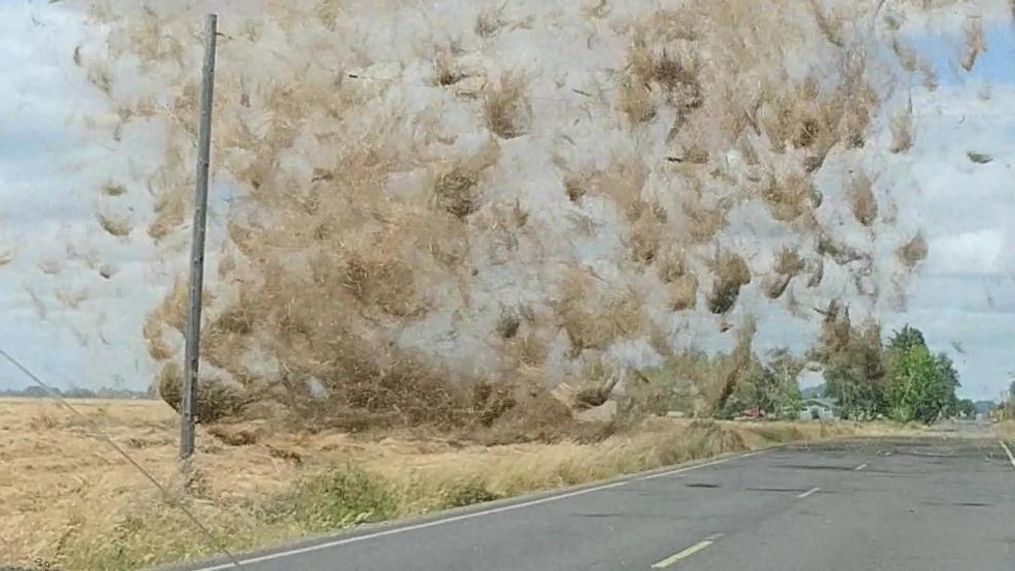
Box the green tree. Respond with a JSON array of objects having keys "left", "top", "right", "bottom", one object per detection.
[
  {"left": 812, "top": 314, "right": 962, "bottom": 423},
  {"left": 934, "top": 352, "right": 960, "bottom": 416},
  {"left": 766, "top": 349, "right": 804, "bottom": 418},
  {"left": 885, "top": 344, "right": 952, "bottom": 423},
  {"left": 717, "top": 349, "right": 802, "bottom": 419},
  {"left": 956, "top": 399, "right": 976, "bottom": 418},
  {"left": 823, "top": 322, "right": 886, "bottom": 420},
  {"left": 887, "top": 325, "right": 926, "bottom": 353},
  {"left": 718, "top": 359, "right": 769, "bottom": 419},
  {"left": 882, "top": 325, "right": 961, "bottom": 423}
]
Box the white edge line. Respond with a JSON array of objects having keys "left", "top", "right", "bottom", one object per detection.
[
  {"left": 642, "top": 448, "right": 770, "bottom": 481},
  {"left": 641, "top": 457, "right": 730, "bottom": 480},
  {"left": 192, "top": 450, "right": 768, "bottom": 570},
  {"left": 797, "top": 486, "right": 821, "bottom": 499},
  {"left": 999, "top": 441, "right": 1015, "bottom": 470},
  {"left": 854, "top": 463, "right": 868, "bottom": 471}
]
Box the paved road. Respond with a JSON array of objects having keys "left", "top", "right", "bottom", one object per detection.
[{"left": 181, "top": 435, "right": 1015, "bottom": 571}]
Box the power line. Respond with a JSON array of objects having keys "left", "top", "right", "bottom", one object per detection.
[{"left": 0, "top": 346, "right": 245, "bottom": 569}]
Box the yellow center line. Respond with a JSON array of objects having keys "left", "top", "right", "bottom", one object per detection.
[{"left": 651, "top": 535, "right": 721, "bottom": 568}]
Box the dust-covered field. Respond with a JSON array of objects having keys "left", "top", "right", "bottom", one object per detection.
[{"left": 0, "top": 397, "right": 919, "bottom": 570}]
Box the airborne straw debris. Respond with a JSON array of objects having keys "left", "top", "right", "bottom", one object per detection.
[{"left": 70, "top": 0, "right": 933, "bottom": 440}]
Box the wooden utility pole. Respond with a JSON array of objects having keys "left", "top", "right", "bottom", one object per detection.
[{"left": 180, "top": 14, "right": 218, "bottom": 460}]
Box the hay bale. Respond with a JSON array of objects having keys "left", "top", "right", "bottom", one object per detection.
[
  {"left": 484, "top": 72, "right": 530, "bottom": 139},
  {"left": 495, "top": 310, "right": 521, "bottom": 339},
  {"left": 683, "top": 202, "right": 727, "bottom": 242},
  {"left": 766, "top": 248, "right": 805, "bottom": 299},
  {"left": 815, "top": 300, "right": 852, "bottom": 355},
  {"left": 629, "top": 214, "right": 662, "bottom": 264},
  {"left": 157, "top": 362, "right": 249, "bottom": 424},
  {"left": 563, "top": 172, "right": 591, "bottom": 203},
  {"left": 470, "top": 381, "right": 517, "bottom": 427},
  {"left": 897, "top": 233, "right": 928, "bottom": 269},
  {"left": 848, "top": 170, "right": 878, "bottom": 226},
  {"left": 207, "top": 422, "right": 262, "bottom": 446},
  {"left": 472, "top": 384, "right": 576, "bottom": 445},
  {"left": 967, "top": 151, "right": 993, "bottom": 164},
  {"left": 807, "top": 0, "right": 844, "bottom": 48},
  {"left": 557, "top": 272, "right": 644, "bottom": 355},
  {"left": 669, "top": 274, "right": 699, "bottom": 311},
  {"left": 706, "top": 252, "right": 751, "bottom": 314},
  {"left": 97, "top": 212, "right": 132, "bottom": 237},
  {"left": 803, "top": 154, "right": 825, "bottom": 173},
  {"left": 667, "top": 144, "right": 710, "bottom": 164},
  {"left": 343, "top": 254, "right": 426, "bottom": 318},
  {"left": 432, "top": 142, "right": 500, "bottom": 219},
  {"left": 100, "top": 181, "right": 127, "bottom": 196},
  {"left": 656, "top": 248, "right": 688, "bottom": 284},
  {"left": 326, "top": 352, "right": 469, "bottom": 428},
  {"left": 577, "top": 400, "right": 618, "bottom": 422},
  {"left": 889, "top": 109, "right": 913, "bottom": 154},
  {"left": 619, "top": 81, "right": 655, "bottom": 124},
  {"left": 817, "top": 233, "right": 869, "bottom": 266},
  {"left": 620, "top": 20, "right": 701, "bottom": 125},
  {"left": 807, "top": 257, "right": 824, "bottom": 288},
  {"left": 504, "top": 331, "right": 549, "bottom": 369},
  {"left": 433, "top": 166, "right": 482, "bottom": 219},
  {"left": 774, "top": 247, "right": 806, "bottom": 276},
  {"left": 761, "top": 173, "right": 815, "bottom": 222},
  {"left": 571, "top": 360, "right": 623, "bottom": 410},
  {"left": 961, "top": 16, "right": 985, "bottom": 72},
  {"left": 764, "top": 273, "right": 792, "bottom": 299}
]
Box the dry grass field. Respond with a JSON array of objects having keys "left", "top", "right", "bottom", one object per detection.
[
  {"left": 995, "top": 420, "right": 1015, "bottom": 441},
  {"left": 1, "top": 397, "right": 917, "bottom": 570}
]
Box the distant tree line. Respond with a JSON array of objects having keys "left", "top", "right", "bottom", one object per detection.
[
  {"left": 717, "top": 348, "right": 805, "bottom": 419},
  {"left": 811, "top": 305, "right": 971, "bottom": 424},
  {"left": 0, "top": 385, "right": 154, "bottom": 400}
]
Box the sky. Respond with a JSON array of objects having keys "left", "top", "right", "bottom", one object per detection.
[{"left": 0, "top": 1, "right": 1013, "bottom": 401}]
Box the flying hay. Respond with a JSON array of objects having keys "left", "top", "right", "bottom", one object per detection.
[{"left": 707, "top": 252, "right": 751, "bottom": 314}]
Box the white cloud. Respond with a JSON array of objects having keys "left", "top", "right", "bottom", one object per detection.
[{"left": 930, "top": 228, "right": 1007, "bottom": 275}]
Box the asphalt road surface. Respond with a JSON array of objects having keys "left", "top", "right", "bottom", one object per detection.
[{"left": 179, "top": 433, "right": 1015, "bottom": 571}]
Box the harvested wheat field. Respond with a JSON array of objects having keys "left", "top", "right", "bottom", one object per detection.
[{"left": 0, "top": 397, "right": 917, "bottom": 570}]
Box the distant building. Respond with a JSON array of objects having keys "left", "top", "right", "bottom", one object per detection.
[{"left": 798, "top": 398, "right": 838, "bottom": 421}]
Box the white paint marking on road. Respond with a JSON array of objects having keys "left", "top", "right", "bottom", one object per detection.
[
  {"left": 999, "top": 441, "right": 1015, "bottom": 470},
  {"left": 854, "top": 463, "right": 868, "bottom": 471},
  {"left": 797, "top": 486, "right": 821, "bottom": 499},
  {"left": 191, "top": 450, "right": 765, "bottom": 571},
  {"left": 651, "top": 534, "right": 722, "bottom": 568},
  {"left": 642, "top": 457, "right": 730, "bottom": 481},
  {"left": 191, "top": 480, "right": 626, "bottom": 570},
  {"left": 642, "top": 449, "right": 769, "bottom": 481}
]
